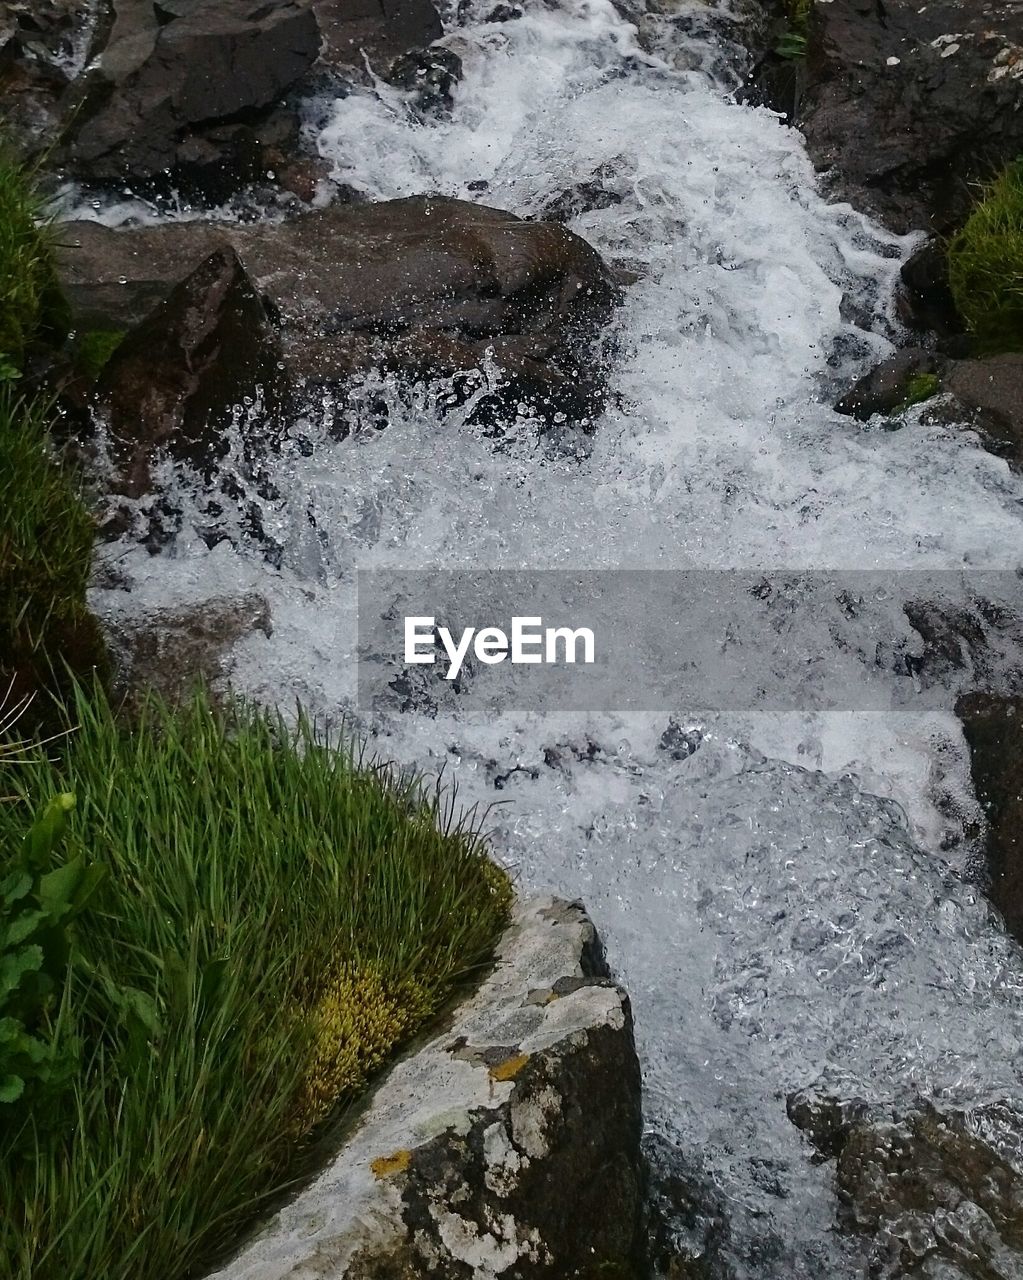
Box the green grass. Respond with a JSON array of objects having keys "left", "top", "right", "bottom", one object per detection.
[
  {"left": 775, "top": 0, "right": 811, "bottom": 59},
  {"left": 0, "top": 148, "right": 65, "bottom": 380},
  {"left": 0, "top": 686, "right": 512, "bottom": 1280},
  {"left": 0, "top": 387, "right": 105, "bottom": 713},
  {"left": 948, "top": 158, "right": 1023, "bottom": 354}
]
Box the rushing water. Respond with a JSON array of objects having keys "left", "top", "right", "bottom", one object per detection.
[{"left": 84, "top": 0, "right": 1023, "bottom": 1272}]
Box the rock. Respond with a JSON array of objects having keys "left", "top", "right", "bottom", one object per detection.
[
  {"left": 100, "top": 592, "right": 272, "bottom": 709},
  {"left": 957, "top": 693, "right": 1023, "bottom": 945},
  {"left": 384, "top": 43, "right": 462, "bottom": 112},
  {"left": 944, "top": 354, "right": 1023, "bottom": 468},
  {"left": 897, "top": 239, "right": 962, "bottom": 338},
  {"left": 60, "top": 197, "right": 620, "bottom": 431},
  {"left": 835, "top": 1102, "right": 1023, "bottom": 1278},
  {"left": 65, "top": 0, "right": 320, "bottom": 196},
  {"left": 537, "top": 163, "right": 626, "bottom": 224},
  {"left": 796, "top": 0, "right": 1023, "bottom": 234},
  {"left": 789, "top": 1087, "right": 1023, "bottom": 1279},
  {"left": 0, "top": 0, "right": 98, "bottom": 147},
  {"left": 313, "top": 0, "right": 441, "bottom": 73},
  {"left": 204, "top": 896, "right": 647, "bottom": 1280},
  {"left": 834, "top": 348, "right": 939, "bottom": 421},
  {"left": 94, "top": 246, "right": 287, "bottom": 498}
]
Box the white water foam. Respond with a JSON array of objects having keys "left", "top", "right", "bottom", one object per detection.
[{"left": 87, "top": 0, "right": 1023, "bottom": 1272}]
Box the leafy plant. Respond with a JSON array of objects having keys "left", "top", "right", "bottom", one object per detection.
[
  {"left": 947, "top": 158, "right": 1023, "bottom": 354},
  {"left": 775, "top": 0, "right": 812, "bottom": 60},
  {"left": 0, "top": 686, "right": 511, "bottom": 1280},
  {"left": 0, "top": 793, "right": 104, "bottom": 1112}
]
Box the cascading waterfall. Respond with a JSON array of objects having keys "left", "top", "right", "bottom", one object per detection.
[{"left": 84, "top": 0, "right": 1023, "bottom": 1273}]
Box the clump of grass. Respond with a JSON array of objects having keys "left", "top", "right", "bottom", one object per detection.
[
  {"left": 895, "top": 371, "right": 941, "bottom": 414},
  {"left": 0, "top": 149, "right": 64, "bottom": 380},
  {"left": 775, "top": 0, "right": 812, "bottom": 59},
  {"left": 0, "top": 388, "right": 105, "bottom": 711},
  {"left": 947, "top": 159, "right": 1023, "bottom": 354},
  {"left": 0, "top": 686, "right": 512, "bottom": 1280}
]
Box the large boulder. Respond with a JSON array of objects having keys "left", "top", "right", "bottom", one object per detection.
[
  {"left": 65, "top": 0, "right": 321, "bottom": 196},
  {"left": 60, "top": 197, "right": 620, "bottom": 431},
  {"left": 796, "top": 0, "right": 1023, "bottom": 234},
  {"left": 94, "top": 245, "right": 288, "bottom": 498},
  {"left": 944, "top": 354, "right": 1023, "bottom": 468},
  {"left": 205, "top": 897, "right": 647, "bottom": 1280}
]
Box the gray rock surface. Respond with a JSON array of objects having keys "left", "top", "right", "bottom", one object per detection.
[{"left": 205, "top": 897, "right": 646, "bottom": 1280}]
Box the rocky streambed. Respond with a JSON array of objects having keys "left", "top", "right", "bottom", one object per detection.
[{"left": 7, "top": 0, "right": 1023, "bottom": 1274}]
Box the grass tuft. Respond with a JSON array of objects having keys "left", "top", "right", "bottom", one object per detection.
[
  {"left": 0, "top": 388, "right": 105, "bottom": 710},
  {"left": 0, "top": 686, "right": 512, "bottom": 1280},
  {"left": 947, "top": 159, "right": 1023, "bottom": 354},
  {"left": 0, "top": 148, "right": 64, "bottom": 379}
]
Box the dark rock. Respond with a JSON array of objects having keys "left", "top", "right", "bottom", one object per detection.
[
  {"left": 835, "top": 1101, "right": 1023, "bottom": 1277},
  {"left": 66, "top": 0, "right": 320, "bottom": 196},
  {"left": 897, "top": 239, "right": 962, "bottom": 336},
  {"left": 102, "top": 592, "right": 272, "bottom": 710},
  {"left": 645, "top": 1134, "right": 737, "bottom": 1279},
  {"left": 797, "top": 0, "right": 1023, "bottom": 234},
  {"left": 0, "top": 0, "right": 98, "bottom": 147},
  {"left": 61, "top": 197, "right": 620, "bottom": 431},
  {"left": 313, "top": 0, "right": 441, "bottom": 73},
  {"left": 94, "top": 245, "right": 287, "bottom": 498},
  {"left": 787, "top": 1083, "right": 871, "bottom": 1163},
  {"left": 834, "top": 348, "right": 939, "bottom": 421},
  {"left": 945, "top": 354, "right": 1023, "bottom": 468},
  {"left": 957, "top": 692, "right": 1023, "bottom": 945},
  {"left": 385, "top": 43, "right": 462, "bottom": 112}
]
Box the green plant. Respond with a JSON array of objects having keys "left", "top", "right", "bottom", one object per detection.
[
  {"left": 73, "top": 328, "right": 125, "bottom": 382},
  {"left": 0, "top": 793, "right": 105, "bottom": 1112},
  {"left": 947, "top": 158, "right": 1023, "bottom": 354},
  {"left": 0, "top": 387, "right": 105, "bottom": 713},
  {"left": 775, "top": 0, "right": 812, "bottom": 59},
  {"left": 0, "top": 685, "right": 512, "bottom": 1280},
  {"left": 0, "top": 149, "right": 65, "bottom": 379},
  {"left": 895, "top": 371, "right": 941, "bottom": 414}
]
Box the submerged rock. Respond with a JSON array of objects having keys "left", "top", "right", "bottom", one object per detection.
[
  {"left": 205, "top": 897, "right": 647, "bottom": 1280},
  {"left": 796, "top": 0, "right": 1023, "bottom": 234},
  {"left": 791, "top": 1087, "right": 1023, "bottom": 1279},
  {"left": 61, "top": 197, "right": 620, "bottom": 433},
  {"left": 94, "top": 245, "right": 287, "bottom": 498},
  {"left": 957, "top": 693, "right": 1023, "bottom": 946}
]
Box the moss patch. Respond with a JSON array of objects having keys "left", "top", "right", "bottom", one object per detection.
[
  {"left": 948, "top": 159, "right": 1023, "bottom": 354},
  {"left": 895, "top": 371, "right": 941, "bottom": 414},
  {"left": 0, "top": 687, "right": 512, "bottom": 1280}
]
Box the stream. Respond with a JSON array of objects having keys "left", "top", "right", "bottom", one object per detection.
[{"left": 85, "top": 0, "right": 1023, "bottom": 1273}]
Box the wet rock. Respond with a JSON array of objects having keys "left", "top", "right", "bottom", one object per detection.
[
  {"left": 101, "top": 592, "right": 272, "bottom": 709},
  {"left": 944, "top": 355, "right": 1023, "bottom": 469},
  {"left": 0, "top": 0, "right": 98, "bottom": 147},
  {"left": 65, "top": 0, "right": 320, "bottom": 196},
  {"left": 897, "top": 239, "right": 962, "bottom": 338},
  {"left": 61, "top": 197, "right": 620, "bottom": 431},
  {"left": 645, "top": 1134, "right": 737, "bottom": 1279},
  {"left": 94, "top": 245, "right": 287, "bottom": 498},
  {"left": 384, "top": 43, "right": 462, "bottom": 112},
  {"left": 834, "top": 349, "right": 939, "bottom": 421},
  {"left": 797, "top": 0, "right": 1023, "bottom": 234},
  {"left": 957, "top": 693, "right": 1023, "bottom": 945},
  {"left": 313, "top": 0, "right": 441, "bottom": 73},
  {"left": 206, "top": 897, "right": 647, "bottom": 1280},
  {"left": 836, "top": 1102, "right": 1023, "bottom": 1278},
  {"left": 787, "top": 1083, "right": 871, "bottom": 1163}
]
